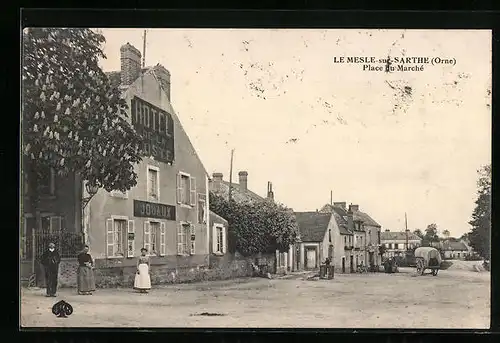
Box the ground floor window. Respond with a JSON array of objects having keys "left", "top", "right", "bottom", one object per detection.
[
  {"left": 107, "top": 218, "right": 135, "bottom": 258},
  {"left": 143, "top": 221, "right": 166, "bottom": 256},
  {"left": 177, "top": 222, "right": 195, "bottom": 255}
]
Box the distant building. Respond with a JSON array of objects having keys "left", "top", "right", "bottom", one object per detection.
[
  {"left": 442, "top": 240, "right": 471, "bottom": 260},
  {"left": 380, "top": 230, "right": 422, "bottom": 258},
  {"left": 321, "top": 202, "right": 383, "bottom": 270}
]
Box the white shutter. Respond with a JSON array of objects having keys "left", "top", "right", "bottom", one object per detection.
[
  {"left": 143, "top": 221, "right": 151, "bottom": 253},
  {"left": 190, "top": 177, "right": 196, "bottom": 206},
  {"left": 177, "top": 223, "right": 183, "bottom": 255},
  {"left": 176, "top": 173, "right": 182, "bottom": 204},
  {"left": 49, "top": 216, "right": 62, "bottom": 233},
  {"left": 106, "top": 219, "right": 114, "bottom": 257},
  {"left": 212, "top": 225, "right": 218, "bottom": 253},
  {"left": 222, "top": 226, "right": 227, "bottom": 254},
  {"left": 190, "top": 223, "right": 196, "bottom": 255},
  {"left": 160, "top": 222, "right": 166, "bottom": 256},
  {"left": 127, "top": 220, "right": 135, "bottom": 257}
]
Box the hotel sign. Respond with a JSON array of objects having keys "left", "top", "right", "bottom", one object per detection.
[
  {"left": 133, "top": 200, "right": 176, "bottom": 221},
  {"left": 131, "top": 96, "right": 175, "bottom": 164}
]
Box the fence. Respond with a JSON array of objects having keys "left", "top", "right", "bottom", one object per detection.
[{"left": 22, "top": 231, "right": 84, "bottom": 260}]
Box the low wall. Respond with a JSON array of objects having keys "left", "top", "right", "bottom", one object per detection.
[{"left": 32, "top": 252, "right": 277, "bottom": 288}]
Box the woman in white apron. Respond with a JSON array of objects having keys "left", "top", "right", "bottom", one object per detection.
[{"left": 134, "top": 248, "right": 151, "bottom": 293}]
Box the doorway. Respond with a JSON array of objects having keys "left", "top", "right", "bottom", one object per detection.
[
  {"left": 369, "top": 252, "right": 375, "bottom": 268},
  {"left": 342, "top": 257, "right": 346, "bottom": 273},
  {"left": 350, "top": 255, "right": 354, "bottom": 273},
  {"left": 305, "top": 248, "right": 317, "bottom": 270}
]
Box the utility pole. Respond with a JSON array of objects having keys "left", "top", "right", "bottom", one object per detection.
[
  {"left": 330, "top": 190, "right": 333, "bottom": 206},
  {"left": 405, "top": 212, "right": 409, "bottom": 250},
  {"left": 228, "top": 149, "right": 235, "bottom": 202},
  {"left": 142, "top": 30, "right": 147, "bottom": 68}
]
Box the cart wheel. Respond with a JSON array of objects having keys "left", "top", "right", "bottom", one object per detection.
[
  {"left": 416, "top": 259, "right": 423, "bottom": 275},
  {"left": 432, "top": 269, "right": 438, "bottom": 276}
]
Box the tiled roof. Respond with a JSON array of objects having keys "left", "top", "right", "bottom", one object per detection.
[
  {"left": 381, "top": 231, "right": 422, "bottom": 241},
  {"left": 442, "top": 241, "right": 468, "bottom": 251},
  {"left": 295, "top": 212, "right": 332, "bottom": 242},
  {"left": 321, "top": 203, "right": 381, "bottom": 228},
  {"left": 209, "top": 210, "right": 228, "bottom": 224},
  {"left": 211, "top": 180, "right": 265, "bottom": 203}
]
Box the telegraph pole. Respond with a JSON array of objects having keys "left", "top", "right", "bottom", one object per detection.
[
  {"left": 405, "top": 212, "right": 409, "bottom": 250},
  {"left": 228, "top": 149, "right": 235, "bottom": 202}
]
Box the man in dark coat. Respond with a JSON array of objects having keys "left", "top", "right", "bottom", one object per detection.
[{"left": 41, "top": 242, "right": 61, "bottom": 297}]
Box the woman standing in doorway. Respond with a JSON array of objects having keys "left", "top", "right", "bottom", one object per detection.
[
  {"left": 77, "top": 245, "right": 96, "bottom": 295},
  {"left": 134, "top": 248, "right": 151, "bottom": 293}
]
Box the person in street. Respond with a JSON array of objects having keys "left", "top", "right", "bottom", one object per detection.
[
  {"left": 77, "top": 244, "right": 96, "bottom": 295},
  {"left": 134, "top": 248, "right": 151, "bottom": 293},
  {"left": 41, "top": 242, "right": 61, "bottom": 297}
]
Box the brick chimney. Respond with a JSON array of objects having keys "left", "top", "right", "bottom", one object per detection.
[
  {"left": 212, "top": 172, "right": 223, "bottom": 191},
  {"left": 120, "top": 43, "right": 142, "bottom": 86},
  {"left": 152, "top": 64, "right": 171, "bottom": 100},
  {"left": 238, "top": 171, "right": 248, "bottom": 191},
  {"left": 349, "top": 204, "right": 359, "bottom": 212},
  {"left": 267, "top": 182, "right": 274, "bottom": 200},
  {"left": 347, "top": 209, "right": 354, "bottom": 232},
  {"left": 333, "top": 202, "right": 347, "bottom": 210}
]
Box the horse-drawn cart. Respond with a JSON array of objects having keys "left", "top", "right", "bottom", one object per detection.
[{"left": 414, "top": 247, "right": 442, "bottom": 276}]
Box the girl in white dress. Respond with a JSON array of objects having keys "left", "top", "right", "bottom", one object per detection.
[{"left": 134, "top": 248, "right": 151, "bottom": 293}]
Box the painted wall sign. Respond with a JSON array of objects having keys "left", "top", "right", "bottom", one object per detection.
[
  {"left": 131, "top": 96, "right": 175, "bottom": 164},
  {"left": 133, "top": 200, "right": 176, "bottom": 221}
]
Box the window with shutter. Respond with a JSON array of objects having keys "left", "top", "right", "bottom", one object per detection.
[
  {"left": 177, "top": 223, "right": 184, "bottom": 255},
  {"left": 127, "top": 220, "right": 135, "bottom": 257},
  {"left": 143, "top": 221, "right": 151, "bottom": 253},
  {"left": 176, "top": 174, "right": 182, "bottom": 204},
  {"left": 190, "top": 224, "right": 196, "bottom": 255},
  {"left": 190, "top": 177, "right": 196, "bottom": 206},
  {"left": 106, "top": 219, "right": 114, "bottom": 257},
  {"left": 147, "top": 167, "right": 160, "bottom": 201},
  {"left": 160, "top": 222, "right": 166, "bottom": 256}
]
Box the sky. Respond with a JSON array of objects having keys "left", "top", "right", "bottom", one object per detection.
[{"left": 98, "top": 29, "right": 491, "bottom": 237}]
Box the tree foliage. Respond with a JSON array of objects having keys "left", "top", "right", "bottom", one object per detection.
[
  {"left": 468, "top": 164, "right": 491, "bottom": 259},
  {"left": 209, "top": 192, "right": 298, "bottom": 256},
  {"left": 22, "top": 28, "right": 143, "bottom": 193},
  {"left": 423, "top": 223, "right": 439, "bottom": 244},
  {"left": 413, "top": 229, "right": 424, "bottom": 238}
]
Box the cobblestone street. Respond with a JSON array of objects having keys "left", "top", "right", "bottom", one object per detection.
[{"left": 21, "top": 268, "right": 490, "bottom": 328}]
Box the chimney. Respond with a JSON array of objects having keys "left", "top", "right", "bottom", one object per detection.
[
  {"left": 238, "top": 171, "right": 248, "bottom": 191},
  {"left": 347, "top": 209, "right": 354, "bottom": 232},
  {"left": 152, "top": 64, "right": 171, "bottom": 101},
  {"left": 212, "top": 172, "right": 223, "bottom": 191},
  {"left": 120, "top": 43, "right": 142, "bottom": 86},
  {"left": 349, "top": 204, "right": 359, "bottom": 212},
  {"left": 333, "top": 202, "right": 347, "bottom": 210},
  {"left": 267, "top": 182, "right": 274, "bottom": 200}
]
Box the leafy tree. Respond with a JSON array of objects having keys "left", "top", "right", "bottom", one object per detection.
[
  {"left": 413, "top": 229, "right": 424, "bottom": 238},
  {"left": 468, "top": 164, "right": 491, "bottom": 259},
  {"left": 22, "top": 28, "right": 143, "bottom": 233},
  {"left": 423, "top": 223, "right": 439, "bottom": 244},
  {"left": 442, "top": 229, "right": 450, "bottom": 238},
  {"left": 209, "top": 192, "right": 298, "bottom": 256}
]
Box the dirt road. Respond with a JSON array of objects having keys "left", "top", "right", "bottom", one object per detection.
[{"left": 20, "top": 268, "right": 490, "bottom": 328}]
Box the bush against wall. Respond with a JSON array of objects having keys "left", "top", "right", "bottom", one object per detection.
[{"left": 209, "top": 192, "right": 298, "bottom": 257}]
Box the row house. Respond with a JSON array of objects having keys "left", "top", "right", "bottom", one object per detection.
[
  {"left": 380, "top": 230, "right": 422, "bottom": 258},
  {"left": 85, "top": 42, "right": 226, "bottom": 279}
]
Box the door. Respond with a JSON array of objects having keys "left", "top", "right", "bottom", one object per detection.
[
  {"left": 350, "top": 256, "right": 354, "bottom": 273},
  {"left": 342, "top": 257, "right": 346, "bottom": 273},
  {"left": 306, "top": 248, "right": 316, "bottom": 269},
  {"left": 369, "top": 252, "right": 374, "bottom": 268}
]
